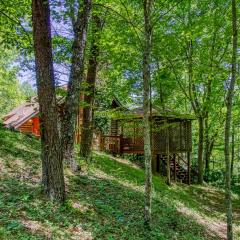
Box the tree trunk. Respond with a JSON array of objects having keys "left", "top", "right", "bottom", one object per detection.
[
  {"left": 80, "top": 15, "right": 101, "bottom": 160},
  {"left": 198, "top": 116, "right": 204, "bottom": 184},
  {"left": 61, "top": 0, "right": 92, "bottom": 172},
  {"left": 204, "top": 116, "right": 210, "bottom": 174},
  {"left": 32, "top": 0, "right": 65, "bottom": 202},
  {"left": 143, "top": 0, "right": 153, "bottom": 228},
  {"left": 231, "top": 125, "right": 235, "bottom": 177},
  {"left": 224, "top": 1, "right": 237, "bottom": 239}
]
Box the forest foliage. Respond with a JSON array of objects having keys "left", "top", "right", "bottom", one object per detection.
[{"left": 0, "top": 0, "right": 240, "bottom": 239}]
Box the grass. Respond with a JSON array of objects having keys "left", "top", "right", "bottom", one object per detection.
[{"left": 0, "top": 126, "right": 239, "bottom": 239}]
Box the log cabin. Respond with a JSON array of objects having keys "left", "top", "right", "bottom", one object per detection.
[
  {"left": 3, "top": 95, "right": 195, "bottom": 183},
  {"left": 3, "top": 97, "right": 41, "bottom": 137},
  {"left": 2, "top": 95, "right": 101, "bottom": 148},
  {"left": 101, "top": 99, "right": 195, "bottom": 184}
]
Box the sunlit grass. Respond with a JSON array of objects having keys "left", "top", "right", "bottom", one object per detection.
[{"left": 0, "top": 126, "right": 239, "bottom": 239}]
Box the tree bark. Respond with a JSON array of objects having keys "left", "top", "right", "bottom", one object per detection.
[
  {"left": 198, "top": 116, "right": 204, "bottom": 184},
  {"left": 224, "top": 0, "right": 237, "bottom": 239},
  {"left": 204, "top": 116, "right": 210, "bottom": 174},
  {"left": 186, "top": 36, "right": 205, "bottom": 185},
  {"left": 32, "top": 0, "right": 65, "bottom": 202},
  {"left": 80, "top": 15, "right": 101, "bottom": 160},
  {"left": 231, "top": 125, "right": 235, "bottom": 177},
  {"left": 61, "top": 0, "right": 92, "bottom": 172},
  {"left": 143, "top": 0, "right": 153, "bottom": 228}
]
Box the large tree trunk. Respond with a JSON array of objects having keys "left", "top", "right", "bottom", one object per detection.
[
  {"left": 32, "top": 0, "right": 65, "bottom": 202},
  {"left": 80, "top": 15, "right": 101, "bottom": 160},
  {"left": 224, "top": 0, "right": 237, "bottom": 239},
  {"left": 61, "top": 0, "right": 92, "bottom": 172},
  {"left": 198, "top": 116, "right": 204, "bottom": 184},
  {"left": 143, "top": 0, "right": 153, "bottom": 228}
]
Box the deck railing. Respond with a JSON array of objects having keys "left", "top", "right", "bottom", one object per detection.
[
  {"left": 100, "top": 135, "right": 122, "bottom": 154},
  {"left": 100, "top": 135, "right": 144, "bottom": 154}
]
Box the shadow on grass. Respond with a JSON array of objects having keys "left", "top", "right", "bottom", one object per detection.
[
  {"left": 0, "top": 127, "right": 232, "bottom": 239},
  {"left": 0, "top": 127, "right": 40, "bottom": 175},
  {"left": 0, "top": 127, "right": 40, "bottom": 157},
  {"left": 0, "top": 172, "right": 219, "bottom": 240},
  {"left": 175, "top": 184, "right": 240, "bottom": 221},
  {"left": 94, "top": 152, "right": 240, "bottom": 223},
  {"left": 0, "top": 178, "right": 46, "bottom": 239},
  {"left": 69, "top": 173, "right": 220, "bottom": 240},
  {"left": 0, "top": 176, "right": 94, "bottom": 239}
]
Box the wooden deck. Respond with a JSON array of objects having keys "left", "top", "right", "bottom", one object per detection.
[{"left": 100, "top": 134, "right": 195, "bottom": 184}]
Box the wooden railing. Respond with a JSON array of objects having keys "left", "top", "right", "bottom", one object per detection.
[
  {"left": 121, "top": 137, "right": 144, "bottom": 152},
  {"left": 100, "top": 135, "right": 122, "bottom": 154},
  {"left": 176, "top": 153, "right": 198, "bottom": 175},
  {"left": 101, "top": 135, "right": 145, "bottom": 154},
  {"left": 176, "top": 154, "right": 188, "bottom": 169},
  {"left": 175, "top": 153, "right": 198, "bottom": 184}
]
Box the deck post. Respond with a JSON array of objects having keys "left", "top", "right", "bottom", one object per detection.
[
  {"left": 173, "top": 154, "right": 176, "bottom": 181},
  {"left": 187, "top": 151, "right": 191, "bottom": 185},
  {"left": 152, "top": 153, "right": 157, "bottom": 174},
  {"left": 119, "top": 135, "right": 123, "bottom": 156},
  {"left": 100, "top": 136, "right": 104, "bottom": 152},
  {"left": 166, "top": 120, "right": 171, "bottom": 185}
]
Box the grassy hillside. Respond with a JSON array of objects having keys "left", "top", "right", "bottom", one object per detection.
[{"left": 0, "top": 126, "right": 239, "bottom": 240}]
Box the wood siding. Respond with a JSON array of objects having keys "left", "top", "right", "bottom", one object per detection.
[{"left": 18, "top": 120, "right": 33, "bottom": 134}]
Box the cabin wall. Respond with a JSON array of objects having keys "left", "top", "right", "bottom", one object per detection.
[
  {"left": 74, "top": 106, "right": 102, "bottom": 150},
  {"left": 16, "top": 109, "right": 102, "bottom": 150},
  {"left": 18, "top": 119, "right": 33, "bottom": 134},
  {"left": 17, "top": 117, "right": 40, "bottom": 137},
  {"left": 32, "top": 117, "right": 40, "bottom": 136},
  {"left": 110, "top": 119, "right": 118, "bottom": 136}
]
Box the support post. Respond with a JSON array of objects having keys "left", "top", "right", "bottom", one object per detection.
[
  {"left": 152, "top": 154, "right": 157, "bottom": 174},
  {"left": 173, "top": 154, "right": 176, "bottom": 181},
  {"left": 187, "top": 151, "right": 191, "bottom": 185},
  {"left": 119, "top": 135, "right": 123, "bottom": 156},
  {"left": 166, "top": 120, "right": 171, "bottom": 185}
]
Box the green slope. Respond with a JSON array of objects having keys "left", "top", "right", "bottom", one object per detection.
[{"left": 0, "top": 126, "right": 239, "bottom": 240}]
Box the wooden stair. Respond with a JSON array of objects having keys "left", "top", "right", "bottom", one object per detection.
[{"left": 159, "top": 154, "right": 189, "bottom": 184}]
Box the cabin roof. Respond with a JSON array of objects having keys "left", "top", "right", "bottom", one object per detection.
[
  {"left": 107, "top": 104, "right": 195, "bottom": 121},
  {"left": 3, "top": 97, "right": 39, "bottom": 129},
  {"left": 108, "top": 97, "right": 195, "bottom": 121},
  {"left": 3, "top": 96, "right": 65, "bottom": 129},
  {"left": 111, "top": 96, "right": 128, "bottom": 110},
  {"left": 130, "top": 106, "right": 195, "bottom": 120},
  {"left": 108, "top": 97, "right": 195, "bottom": 120}
]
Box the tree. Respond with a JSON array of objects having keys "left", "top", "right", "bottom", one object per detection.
[
  {"left": 61, "top": 0, "right": 92, "bottom": 171},
  {"left": 80, "top": 15, "right": 102, "bottom": 160},
  {"left": 0, "top": 48, "right": 24, "bottom": 117},
  {"left": 0, "top": 0, "right": 31, "bottom": 51},
  {"left": 20, "top": 81, "right": 36, "bottom": 99},
  {"left": 155, "top": 0, "right": 230, "bottom": 184},
  {"left": 32, "top": 0, "right": 65, "bottom": 201},
  {"left": 224, "top": 0, "right": 237, "bottom": 239},
  {"left": 142, "top": 0, "right": 153, "bottom": 227}
]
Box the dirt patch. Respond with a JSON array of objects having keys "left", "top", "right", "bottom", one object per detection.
[
  {"left": 67, "top": 225, "right": 93, "bottom": 240},
  {"left": 177, "top": 203, "right": 227, "bottom": 239},
  {"left": 21, "top": 219, "right": 52, "bottom": 238}
]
